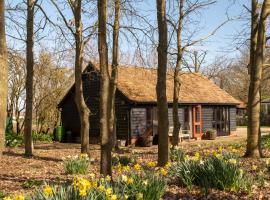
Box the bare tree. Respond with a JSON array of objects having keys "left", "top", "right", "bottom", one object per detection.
[
  {"left": 49, "top": 0, "right": 97, "bottom": 154},
  {"left": 245, "top": 0, "right": 270, "bottom": 158},
  {"left": 24, "top": 0, "right": 35, "bottom": 157},
  {"left": 7, "top": 51, "right": 26, "bottom": 134},
  {"left": 0, "top": 0, "right": 8, "bottom": 155},
  {"left": 156, "top": 0, "right": 169, "bottom": 166},
  {"left": 108, "top": 0, "right": 121, "bottom": 149},
  {"left": 98, "top": 0, "right": 112, "bottom": 176}
]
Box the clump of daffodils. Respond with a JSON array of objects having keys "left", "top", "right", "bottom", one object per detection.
[
  {"left": 3, "top": 194, "right": 25, "bottom": 200},
  {"left": 63, "top": 153, "right": 90, "bottom": 174}
]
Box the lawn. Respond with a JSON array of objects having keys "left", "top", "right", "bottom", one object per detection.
[{"left": 1, "top": 134, "right": 270, "bottom": 200}]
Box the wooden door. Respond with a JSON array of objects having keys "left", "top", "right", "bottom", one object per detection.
[{"left": 192, "top": 105, "right": 202, "bottom": 139}]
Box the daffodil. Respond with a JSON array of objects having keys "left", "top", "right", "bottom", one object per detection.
[
  {"left": 14, "top": 195, "right": 25, "bottom": 200},
  {"left": 106, "top": 188, "right": 113, "bottom": 196},
  {"left": 110, "top": 194, "right": 117, "bottom": 200},
  {"left": 3, "top": 197, "right": 12, "bottom": 200},
  {"left": 79, "top": 189, "right": 87, "bottom": 197},
  {"left": 124, "top": 195, "right": 129, "bottom": 199},
  {"left": 80, "top": 153, "right": 88, "bottom": 159},
  {"left": 228, "top": 158, "right": 237, "bottom": 165},
  {"left": 123, "top": 165, "right": 131, "bottom": 172},
  {"left": 239, "top": 168, "right": 244, "bottom": 176},
  {"left": 89, "top": 173, "right": 95, "bottom": 179},
  {"left": 98, "top": 185, "right": 105, "bottom": 192},
  {"left": 136, "top": 193, "right": 143, "bottom": 199},
  {"left": 193, "top": 152, "right": 200, "bottom": 161},
  {"left": 143, "top": 180, "right": 148, "bottom": 185},
  {"left": 160, "top": 168, "right": 168, "bottom": 176},
  {"left": 252, "top": 165, "right": 257, "bottom": 171},
  {"left": 147, "top": 161, "right": 157, "bottom": 168},
  {"left": 105, "top": 175, "right": 111, "bottom": 182},
  {"left": 265, "top": 159, "right": 270, "bottom": 166},
  {"left": 43, "top": 185, "right": 53, "bottom": 196},
  {"left": 134, "top": 163, "right": 141, "bottom": 171},
  {"left": 122, "top": 175, "right": 128, "bottom": 182},
  {"left": 165, "top": 162, "right": 171, "bottom": 169},
  {"left": 127, "top": 177, "right": 134, "bottom": 185}
]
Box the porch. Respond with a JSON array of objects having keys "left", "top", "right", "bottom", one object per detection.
[{"left": 128, "top": 105, "right": 234, "bottom": 145}]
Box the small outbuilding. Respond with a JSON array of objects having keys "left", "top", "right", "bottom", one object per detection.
[{"left": 58, "top": 62, "right": 240, "bottom": 144}]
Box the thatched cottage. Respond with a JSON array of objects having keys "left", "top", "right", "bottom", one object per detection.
[{"left": 58, "top": 62, "right": 240, "bottom": 144}]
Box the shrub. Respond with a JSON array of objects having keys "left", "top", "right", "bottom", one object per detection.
[
  {"left": 172, "top": 153, "right": 252, "bottom": 194},
  {"left": 262, "top": 134, "right": 270, "bottom": 149},
  {"left": 22, "top": 179, "right": 43, "bottom": 189},
  {"left": 170, "top": 146, "right": 185, "bottom": 162},
  {"left": 63, "top": 154, "right": 90, "bottom": 174},
  {"left": 5, "top": 132, "right": 23, "bottom": 147},
  {"left": 32, "top": 132, "right": 53, "bottom": 142},
  {"left": 112, "top": 155, "right": 136, "bottom": 166}
]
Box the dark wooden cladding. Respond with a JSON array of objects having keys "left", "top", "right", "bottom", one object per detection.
[
  {"left": 202, "top": 106, "right": 213, "bottom": 132},
  {"left": 60, "top": 65, "right": 129, "bottom": 142},
  {"left": 229, "top": 107, "right": 237, "bottom": 131}
]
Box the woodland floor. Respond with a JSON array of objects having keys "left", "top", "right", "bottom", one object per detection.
[{"left": 1, "top": 127, "right": 270, "bottom": 199}]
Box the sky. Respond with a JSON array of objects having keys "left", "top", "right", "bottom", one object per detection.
[{"left": 6, "top": 0, "right": 250, "bottom": 67}]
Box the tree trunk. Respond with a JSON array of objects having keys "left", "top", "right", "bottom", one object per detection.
[
  {"left": 24, "top": 0, "right": 35, "bottom": 157},
  {"left": 74, "top": 0, "right": 90, "bottom": 154},
  {"left": 156, "top": 0, "right": 169, "bottom": 166},
  {"left": 245, "top": 0, "right": 270, "bottom": 158},
  {"left": 108, "top": 0, "right": 120, "bottom": 150},
  {"left": 0, "top": 0, "right": 8, "bottom": 155},
  {"left": 98, "top": 0, "right": 111, "bottom": 176},
  {"left": 172, "top": 0, "right": 184, "bottom": 147}
]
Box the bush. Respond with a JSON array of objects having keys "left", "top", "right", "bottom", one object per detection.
[
  {"left": 5, "top": 132, "right": 23, "bottom": 147},
  {"left": 170, "top": 146, "right": 185, "bottom": 162},
  {"left": 262, "top": 134, "right": 270, "bottom": 149},
  {"left": 33, "top": 132, "right": 53, "bottom": 142},
  {"left": 112, "top": 155, "right": 137, "bottom": 166},
  {"left": 63, "top": 154, "right": 90, "bottom": 174},
  {"left": 172, "top": 153, "right": 252, "bottom": 194},
  {"left": 205, "top": 129, "right": 217, "bottom": 140}
]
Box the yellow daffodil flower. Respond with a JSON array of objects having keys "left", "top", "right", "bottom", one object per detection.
[
  {"left": 43, "top": 185, "right": 53, "bottom": 196},
  {"left": 252, "top": 165, "right": 257, "bottom": 171},
  {"left": 228, "top": 158, "right": 237, "bottom": 165},
  {"left": 14, "top": 195, "right": 25, "bottom": 200},
  {"left": 134, "top": 163, "right": 141, "bottom": 171},
  {"left": 106, "top": 188, "right": 113, "bottom": 196},
  {"left": 122, "top": 175, "right": 128, "bottom": 182},
  {"left": 147, "top": 161, "right": 157, "bottom": 168},
  {"left": 3, "top": 197, "right": 12, "bottom": 200},
  {"left": 160, "top": 168, "right": 168, "bottom": 176},
  {"left": 110, "top": 194, "right": 117, "bottom": 200},
  {"left": 127, "top": 177, "right": 134, "bottom": 185}
]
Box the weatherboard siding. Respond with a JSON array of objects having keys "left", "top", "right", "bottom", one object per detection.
[{"left": 230, "top": 107, "right": 237, "bottom": 131}]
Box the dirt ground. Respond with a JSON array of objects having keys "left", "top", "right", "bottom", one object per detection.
[{"left": 1, "top": 127, "right": 270, "bottom": 199}]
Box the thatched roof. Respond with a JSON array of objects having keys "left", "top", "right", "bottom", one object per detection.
[{"left": 59, "top": 62, "right": 240, "bottom": 105}]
